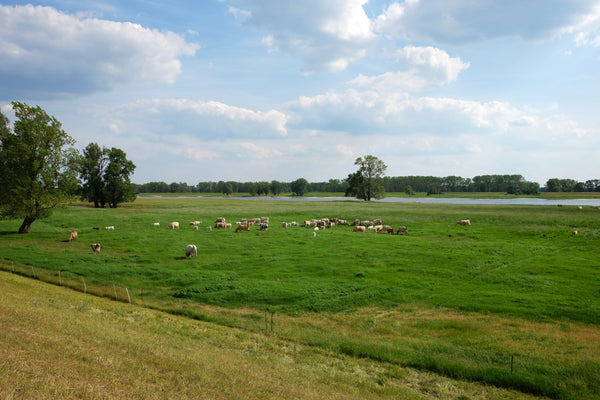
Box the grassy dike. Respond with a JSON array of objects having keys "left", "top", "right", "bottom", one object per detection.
[
  {"left": 1, "top": 270, "right": 549, "bottom": 400},
  {"left": 1, "top": 198, "right": 599, "bottom": 399}
]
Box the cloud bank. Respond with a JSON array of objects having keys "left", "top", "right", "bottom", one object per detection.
[{"left": 0, "top": 5, "right": 199, "bottom": 98}]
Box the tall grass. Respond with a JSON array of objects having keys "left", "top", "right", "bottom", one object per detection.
[{"left": 1, "top": 198, "right": 599, "bottom": 399}]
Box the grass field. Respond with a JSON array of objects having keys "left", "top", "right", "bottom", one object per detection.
[{"left": 1, "top": 198, "right": 599, "bottom": 399}]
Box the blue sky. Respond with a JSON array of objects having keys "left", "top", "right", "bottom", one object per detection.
[{"left": 1, "top": 0, "right": 599, "bottom": 185}]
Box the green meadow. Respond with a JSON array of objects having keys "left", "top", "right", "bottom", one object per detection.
[{"left": 1, "top": 198, "right": 600, "bottom": 399}]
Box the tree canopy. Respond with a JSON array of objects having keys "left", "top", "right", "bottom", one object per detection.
[
  {"left": 345, "top": 155, "right": 387, "bottom": 201},
  {"left": 290, "top": 178, "right": 309, "bottom": 196},
  {"left": 0, "top": 102, "right": 79, "bottom": 233},
  {"left": 78, "top": 143, "right": 136, "bottom": 208}
]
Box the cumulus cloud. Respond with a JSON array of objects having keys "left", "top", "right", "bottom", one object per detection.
[
  {"left": 374, "top": 0, "right": 599, "bottom": 43},
  {"left": 0, "top": 5, "right": 199, "bottom": 98},
  {"left": 226, "top": 0, "right": 374, "bottom": 72},
  {"left": 350, "top": 46, "right": 469, "bottom": 92},
  {"left": 286, "top": 87, "right": 591, "bottom": 143},
  {"left": 93, "top": 98, "right": 287, "bottom": 144}
]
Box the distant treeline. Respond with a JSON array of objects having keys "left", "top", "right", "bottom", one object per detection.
[{"left": 133, "top": 174, "right": 600, "bottom": 195}]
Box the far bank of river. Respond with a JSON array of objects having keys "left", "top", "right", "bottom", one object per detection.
[{"left": 138, "top": 196, "right": 600, "bottom": 206}]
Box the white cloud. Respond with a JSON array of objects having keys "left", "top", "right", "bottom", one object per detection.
[
  {"left": 350, "top": 46, "right": 469, "bottom": 92},
  {"left": 374, "top": 0, "right": 599, "bottom": 43},
  {"left": 92, "top": 98, "right": 288, "bottom": 145},
  {"left": 286, "top": 87, "right": 592, "bottom": 146},
  {"left": 227, "top": 0, "right": 374, "bottom": 72},
  {"left": 566, "top": 4, "right": 600, "bottom": 47},
  {"left": 0, "top": 5, "right": 199, "bottom": 98}
]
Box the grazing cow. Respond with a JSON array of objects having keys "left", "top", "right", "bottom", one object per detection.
[
  {"left": 396, "top": 226, "right": 408, "bottom": 235},
  {"left": 68, "top": 231, "right": 77, "bottom": 242},
  {"left": 456, "top": 220, "right": 471, "bottom": 226},
  {"left": 360, "top": 220, "right": 374, "bottom": 227},
  {"left": 373, "top": 225, "right": 383, "bottom": 233},
  {"left": 260, "top": 217, "right": 269, "bottom": 224},
  {"left": 91, "top": 243, "right": 101, "bottom": 254},
  {"left": 168, "top": 222, "right": 180, "bottom": 229},
  {"left": 337, "top": 219, "right": 349, "bottom": 226},
  {"left": 185, "top": 244, "right": 197, "bottom": 258},
  {"left": 189, "top": 221, "right": 202, "bottom": 226},
  {"left": 236, "top": 224, "right": 250, "bottom": 232},
  {"left": 312, "top": 231, "right": 317, "bottom": 237},
  {"left": 105, "top": 226, "right": 114, "bottom": 230},
  {"left": 383, "top": 225, "right": 395, "bottom": 234},
  {"left": 353, "top": 226, "right": 366, "bottom": 232},
  {"left": 205, "top": 226, "right": 213, "bottom": 231},
  {"left": 578, "top": 206, "right": 583, "bottom": 210},
  {"left": 373, "top": 218, "right": 382, "bottom": 225},
  {"left": 282, "top": 222, "right": 290, "bottom": 228},
  {"left": 215, "top": 217, "right": 226, "bottom": 223},
  {"left": 93, "top": 227, "right": 101, "bottom": 230},
  {"left": 193, "top": 226, "right": 199, "bottom": 231},
  {"left": 153, "top": 222, "right": 160, "bottom": 226},
  {"left": 215, "top": 221, "right": 227, "bottom": 229},
  {"left": 259, "top": 223, "right": 269, "bottom": 231},
  {"left": 572, "top": 230, "right": 578, "bottom": 236}
]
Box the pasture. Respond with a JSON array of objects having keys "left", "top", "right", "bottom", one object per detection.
[{"left": 1, "top": 198, "right": 600, "bottom": 399}]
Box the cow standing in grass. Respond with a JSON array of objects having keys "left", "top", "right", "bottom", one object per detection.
[{"left": 185, "top": 244, "right": 197, "bottom": 258}]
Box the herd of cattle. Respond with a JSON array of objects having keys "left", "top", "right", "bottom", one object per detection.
[
  {"left": 66, "top": 202, "right": 592, "bottom": 257},
  {"left": 66, "top": 215, "right": 476, "bottom": 257}
]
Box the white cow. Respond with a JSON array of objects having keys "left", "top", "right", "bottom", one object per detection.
[
  {"left": 168, "top": 222, "right": 180, "bottom": 229},
  {"left": 185, "top": 244, "right": 197, "bottom": 258}
]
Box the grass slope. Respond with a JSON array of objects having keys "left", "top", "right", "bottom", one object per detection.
[{"left": 1, "top": 271, "right": 544, "bottom": 400}]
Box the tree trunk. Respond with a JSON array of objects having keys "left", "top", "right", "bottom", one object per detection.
[{"left": 18, "top": 216, "right": 36, "bottom": 234}]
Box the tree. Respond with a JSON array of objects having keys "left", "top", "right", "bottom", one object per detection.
[
  {"left": 222, "top": 182, "right": 233, "bottom": 196},
  {"left": 0, "top": 102, "right": 79, "bottom": 233},
  {"left": 345, "top": 155, "right": 387, "bottom": 201},
  {"left": 79, "top": 143, "right": 108, "bottom": 207},
  {"left": 79, "top": 144, "right": 136, "bottom": 207},
  {"left": 290, "top": 178, "right": 309, "bottom": 196},
  {"left": 270, "top": 180, "right": 285, "bottom": 196},
  {"left": 103, "top": 147, "right": 136, "bottom": 208}
]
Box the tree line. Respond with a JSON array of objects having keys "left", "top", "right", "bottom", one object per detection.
[
  {"left": 135, "top": 174, "right": 545, "bottom": 196},
  {"left": 136, "top": 175, "right": 600, "bottom": 196}
]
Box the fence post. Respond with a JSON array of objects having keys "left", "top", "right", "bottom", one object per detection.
[
  {"left": 59, "top": 271, "right": 62, "bottom": 286},
  {"left": 113, "top": 284, "right": 118, "bottom": 301},
  {"left": 511, "top": 355, "right": 514, "bottom": 374},
  {"left": 125, "top": 288, "right": 132, "bottom": 304},
  {"left": 82, "top": 277, "right": 87, "bottom": 297}
]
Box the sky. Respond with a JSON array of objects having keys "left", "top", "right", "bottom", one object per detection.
[{"left": 1, "top": 0, "right": 600, "bottom": 185}]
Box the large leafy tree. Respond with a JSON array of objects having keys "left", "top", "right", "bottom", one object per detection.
[
  {"left": 79, "top": 142, "right": 108, "bottom": 208},
  {"left": 345, "top": 155, "right": 387, "bottom": 201},
  {"left": 290, "top": 178, "right": 309, "bottom": 196},
  {"left": 104, "top": 147, "right": 136, "bottom": 208},
  {"left": 78, "top": 143, "right": 136, "bottom": 208},
  {"left": 0, "top": 102, "right": 79, "bottom": 233}
]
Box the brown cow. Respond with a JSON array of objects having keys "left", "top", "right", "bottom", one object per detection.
[
  {"left": 68, "top": 231, "right": 77, "bottom": 242},
  {"left": 456, "top": 220, "right": 471, "bottom": 226},
  {"left": 396, "top": 226, "right": 408, "bottom": 235},
  {"left": 91, "top": 243, "right": 101, "bottom": 254},
  {"left": 353, "top": 226, "right": 366, "bottom": 232},
  {"left": 236, "top": 224, "right": 250, "bottom": 232}
]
